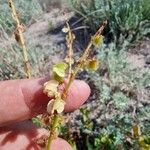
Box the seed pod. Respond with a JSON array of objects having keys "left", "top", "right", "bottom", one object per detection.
[
  {"left": 92, "top": 35, "right": 103, "bottom": 46},
  {"left": 47, "top": 98, "right": 66, "bottom": 114},
  {"left": 43, "top": 80, "right": 59, "bottom": 97},
  {"left": 86, "top": 59, "right": 99, "bottom": 71}
]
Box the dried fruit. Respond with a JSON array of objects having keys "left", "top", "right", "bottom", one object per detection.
[
  {"left": 92, "top": 35, "right": 103, "bottom": 46},
  {"left": 43, "top": 80, "right": 59, "bottom": 97},
  {"left": 132, "top": 125, "right": 141, "bottom": 137},
  {"left": 47, "top": 98, "right": 66, "bottom": 114},
  {"left": 86, "top": 59, "right": 99, "bottom": 71}
]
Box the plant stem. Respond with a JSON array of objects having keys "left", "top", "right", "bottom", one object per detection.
[
  {"left": 62, "top": 20, "right": 107, "bottom": 99},
  {"left": 8, "top": 0, "right": 31, "bottom": 78},
  {"left": 46, "top": 113, "right": 59, "bottom": 150},
  {"left": 66, "top": 22, "right": 74, "bottom": 79},
  {"left": 47, "top": 21, "right": 107, "bottom": 149}
]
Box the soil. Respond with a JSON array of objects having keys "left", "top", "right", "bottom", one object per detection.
[{"left": 128, "top": 38, "right": 150, "bottom": 69}]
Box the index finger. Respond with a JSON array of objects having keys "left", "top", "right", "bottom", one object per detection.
[{"left": 0, "top": 78, "right": 91, "bottom": 126}]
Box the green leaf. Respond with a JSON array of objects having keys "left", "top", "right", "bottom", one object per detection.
[
  {"left": 92, "top": 35, "right": 103, "bottom": 46},
  {"left": 53, "top": 62, "right": 68, "bottom": 78},
  {"left": 53, "top": 72, "right": 64, "bottom": 82}
]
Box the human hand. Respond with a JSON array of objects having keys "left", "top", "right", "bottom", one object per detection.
[{"left": 0, "top": 78, "right": 90, "bottom": 150}]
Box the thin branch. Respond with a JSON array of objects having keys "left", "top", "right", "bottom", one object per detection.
[
  {"left": 72, "top": 26, "right": 89, "bottom": 31},
  {"left": 8, "top": 0, "right": 31, "bottom": 78},
  {"left": 66, "top": 22, "right": 74, "bottom": 79},
  {"left": 46, "top": 20, "right": 107, "bottom": 150},
  {"left": 62, "top": 20, "right": 107, "bottom": 100},
  {"left": 46, "top": 113, "right": 59, "bottom": 150}
]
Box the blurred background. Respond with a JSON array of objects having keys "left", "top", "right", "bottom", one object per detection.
[{"left": 0, "top": 0, "right": 150, "bottom": 149}]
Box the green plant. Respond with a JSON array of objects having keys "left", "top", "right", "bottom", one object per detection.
[
  {"left": 80, "top": 107, "right": 93, "bottom": 132},
  {"left": 59, "top": 125, "right": 77, "bottom": 150},
  {"left": 80, "top": 43, "right": 150, "bottom": 149},
  {"left": 43, "top": 21, "right": 107, "bottom": 150},
  {"left": 66, "top": 40, "right": 150, "bottom": 149},
  {"left": 0, "top": 0, "right": 42, "bottom": 32},
  {"left": 70, "top": 0, "right": 150, "bottom": 48}
]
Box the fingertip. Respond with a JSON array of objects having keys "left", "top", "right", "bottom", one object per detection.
[
  {"left": 0, "top": 78, "right": 91, "bottom": 125},
  {"left": 65, "top": 80, "right": 91, "bottom": 112},
  {"left": 51, "top": 138, "right": 73, "bottom": 150}
]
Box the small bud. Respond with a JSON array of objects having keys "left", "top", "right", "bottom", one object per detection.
[
  {"left": 62, "top": 27, "right": 69, "bottom": 33},
  {"left": 72, "top": 33, "right": 75, "bottom": 40},
  {"left": 92, "top": 35, "right": 103, "bottom": 46},
  {"left": 65, "top": 57, "right": 74, "bottom": 65},
  {"left": 86, "top": 59, "right": 99, "bottom": 71},
  {"left": 14, "top": 31, "right": 21, "bottom": 44},
  {"left": 132, "top": 125, "right": 141, "bottom": 137}
]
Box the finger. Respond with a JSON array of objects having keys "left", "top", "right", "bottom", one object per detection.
[
  {"left": 0, "top": 121, "right": 72, "bottom": 150},
  {"left": 0, "top": 78, "right": 91, "bottom": 126},
  {"left": 60, "top": 80, "right": 91, "bottom": 112}
]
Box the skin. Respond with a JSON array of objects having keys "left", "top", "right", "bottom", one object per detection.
[{"left": 0, "top": 78, "right": 91, "bottom": 150}]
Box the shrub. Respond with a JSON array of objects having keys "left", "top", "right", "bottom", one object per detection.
[
  {"left": 75, "top": 44, "right": 150, "bottom": 149},
  {"left": 0, "top": 0, "right": 42, "bottom": 32},
  {"left": 0, "top": 41, "right": 64, "bottom": 80},
  {"left": 0, "top": 0, "right": 62, "bottom": 80},
  {"left": 70, "top": 0, "right": 150, "bottom": 48}
]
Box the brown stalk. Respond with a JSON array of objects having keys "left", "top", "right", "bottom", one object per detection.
[
  {"left": 62, "top": 20, "right": 107, "bottom": 99},
  {"left": 66, "top": 22, "right": 74, "bottom": 79},
  {"left": 47, "top": 20, "right": 107, "bottom": 150},
  {"left": 8, "top": 0, "right": 31, "bottom": 78}
]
